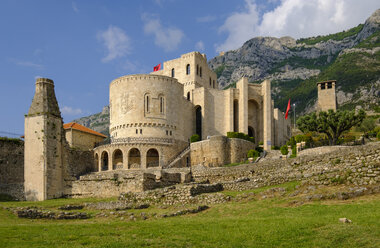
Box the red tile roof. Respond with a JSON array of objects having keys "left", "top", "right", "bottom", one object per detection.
[{"left": 63, "top": 122, "right": 107, "bottom": 138}]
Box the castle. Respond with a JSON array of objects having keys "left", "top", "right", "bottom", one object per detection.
[{"left": 23, "top": 51, "right": 291, "bottom": 201}]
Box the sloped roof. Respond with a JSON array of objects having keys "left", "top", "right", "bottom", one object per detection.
[{"left": 63, "top": 122, "right": 107, "bottom": 138}]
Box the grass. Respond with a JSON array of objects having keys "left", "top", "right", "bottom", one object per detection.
[{"left": 0, "top": 183, "right": 379, "bottom": 248}]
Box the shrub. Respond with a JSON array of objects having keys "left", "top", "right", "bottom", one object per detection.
[
  {"left": 271, "top": 145, "right": 280, "bottom": 150},
  {"left": 247, "top": 149, "right": 259, "bottom": 158},
  {"left": 287, "top": 136, "right": 296, "bottom": 148},
  {"left": 280, "top": 145, "right": 289, "bottom": 155},
  {"left": 289, "top": 146, "right": 297, "bottom": 158},
  {"left": 190, "top": 134, "right": 200, "bottom": 143},
  {"left": 258, "top": 141, "right": 263, "bottom": 145},
  {"left": 295, "top": 134, "right": 305, "bottom": 143},
  {"left": 226, "top": 132, "right": 255, "bottom": 143},
  {"left": 377, "top": 131, "right": 380, "bottom": 141},
  {"left": 343, "top": 134, "right": 356, "bottom": 143},
  {"left": 255, "top": 146, "right": 263, "bottom": 153}
]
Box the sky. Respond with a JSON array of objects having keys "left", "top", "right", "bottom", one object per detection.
[{"left": 0, "top": 0, "right": 379, "bottom": 137}]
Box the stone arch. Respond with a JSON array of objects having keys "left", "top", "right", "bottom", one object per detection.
[
  {"left": 233, "top": 100, "right": 239, "bottom": 132},
  {"left": 146, "top": 148, "right": 159, "bottom": 167},
  {"left": 195, "top": 105, "right": 202, "bottom": 139},
  {"left": 94, "top": 153, "right": 99, "bottom": 172},
  {"left": 128, "top": 148, "right": 141, "bottom": 169},
  {"left": 112, "top": 149, "right": 123, "bottom": 170},
  {"left": 248, "top": 99, "right": 260, "bottom": 142},
  {"left": 186, "top": 64, "right": 190, "bottom": 75},
  {"left": 101, "top": 151, "right": 109, "bottom": 171}
]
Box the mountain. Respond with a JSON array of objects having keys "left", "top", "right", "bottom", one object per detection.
[
  {"left": 74, "top": 9, "right": 380, "bottom": 136},
  {"left": 208, "top": 9, "right": 380, "bottom": 113}
]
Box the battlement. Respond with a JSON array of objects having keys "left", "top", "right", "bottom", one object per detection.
[
  {"left": 110, "top": 74, "right": 179, "bottom": 87},
  {"left": 35, "top": 78, "right": 54, "bottom": 85}
]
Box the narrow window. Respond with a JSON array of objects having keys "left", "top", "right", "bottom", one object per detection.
[
  {"left": 146, "top": 95, "right": 150, "bottom": 112},
  {"left": 186, "top": 64, "right": 190, "bottom": 75},
  {"left": 213, "top": 80, "right": 215, "bottom": 88},
  {"left": 171, "top": 68, "right": 175, "bottom": 77},
  {"left": 140, "top": 129, "right": 142, "bottom": 134},
  {"left": 209, "top": 77, "right": 211, "bottom": 86},
  {"left": 136, "top": 129, "right": 138, "bottom": 134},
  {"left": 196, "top": 65, "right": 199, "bottom": 75},
  {"left": 321, "top": 83, "right": 326, "bottom": 90},
  {"left": 166, "top": 130, "right": 168, "bottom": 135},
  {"left": 187, "top": 92, "right": 190, "bottom": 101},
  {"left": 160, "top": 96, "right": 164, "bottom": 113},
  {"left": 170, "top": 131, "right": 172, "bottom": 136},
  {"left": 200, "top": 67, "right": 202, "bottom": 77},
  {"left": 327, "top": 82, "right": 332, "bottom": 89}
]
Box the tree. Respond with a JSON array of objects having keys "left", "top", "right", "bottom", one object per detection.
[
  {"left": 358, "top": 118, "right": 376, "bottom": 136},
  {"left": 296, "top": 109, "right": 366, "bottom": 145}
]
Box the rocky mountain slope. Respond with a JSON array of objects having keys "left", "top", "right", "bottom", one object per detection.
[
  {"left": 209, "top": 9, "right": 380, "bottom": 113},
  {"left": 74, "top": 9, "right": 380, "bottom": 136}
]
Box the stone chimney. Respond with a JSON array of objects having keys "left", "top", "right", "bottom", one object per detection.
[{"left": 24, "top": 78, "right": 65, "bottom": 201}]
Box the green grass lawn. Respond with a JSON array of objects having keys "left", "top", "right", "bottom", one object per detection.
[{"left": 0, "top": 184, "right": 379, "bottom": 248}]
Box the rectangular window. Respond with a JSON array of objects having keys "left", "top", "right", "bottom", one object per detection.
[
  {"left": 140, "top": 129, "right": 142, "bottom": 134},
  {"left": 327, "top": 82, "right": 332, "bottom": 89},
  {"left": 166, "top": 130, "right": 168, "bottom": 135},
  {"left": 136, "top": 129, "right": 138, "bottom": 134},
  {"left": 321, "top": 83, "right": 326, "bottom": 90}
]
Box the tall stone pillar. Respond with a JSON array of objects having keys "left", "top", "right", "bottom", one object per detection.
[
  {"left": 262, "top": 80, "right": 272, "bottom": 151},
  {"left": 237, "top": 77, "right": 248, "bottom": 134},
  {"left": 24, "top": 78, "right": 65, "bottom": 201}
]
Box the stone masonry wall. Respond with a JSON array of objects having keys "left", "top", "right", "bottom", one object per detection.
[
  {"left": 0, "top": 140, "right": 24, "bottom": 200},
  {"left": 192, "top": 142, "right": 380, "bottom": 190},
  {"left": 190, "top": 136, "right": 255, "bottom": 167}
]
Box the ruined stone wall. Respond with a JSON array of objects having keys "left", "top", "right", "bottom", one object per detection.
[
  {"left": 190, "top": 136, "right": 255, "bottom": 167},
  {"left": 0, "top": 140, "right": 24, "bottom": 200},
  {"left": 192, "top": 142, "right": 380, "bottom": 190}
]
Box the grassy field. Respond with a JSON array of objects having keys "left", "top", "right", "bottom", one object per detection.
[{"left": 0, "top": 182, "right": 379, "bottom": 248}]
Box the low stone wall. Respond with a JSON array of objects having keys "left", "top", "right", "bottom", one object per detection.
[
  {"left": 65, "top": 169, "right": 192, "bottom": 198},
  {"left": 0, "top": 140, "right": 24, "bottom": 200},
  {"left": 192, "top": 142, "right": 380, "bottom": 190},
  {"left": 190, "top": 136, "right": 255, "bottom": 167}
]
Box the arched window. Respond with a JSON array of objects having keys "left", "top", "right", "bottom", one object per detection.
[
  {"left": 113, "top": 149, "right": 123, "bottom": 170},
  {"left": 145, "top": 94, "right": 150, "bottom": 112},
  {"left": 171, "top": 68, "right": 175, "bottom": 77},
  {"left": 159, "top": 96, "right": 165, "bottom": 113},
  {"left": 128, "top": 148, "right": 141, "bottom": 169},
  {"left": 186, "top": 64, "right": 190, "bottom": 75},
  {"left": 200, "top": 67, "right": 202, "bottom": 77},
  {"left": 187, "top": 92, "right": 190, "bottom": 101},
  {"left": 209, "top": 77, "right": 211, "bottom": 86},
  {"left": 101, "top": 151, "right": 109, "bottom": 171},
  {"left": 196, "top": 65, "right": 199, "bottom": 75}
]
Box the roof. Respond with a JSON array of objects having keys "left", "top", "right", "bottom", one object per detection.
[{"left": 63, "top": 122, "right": 107, "bottom": 138}]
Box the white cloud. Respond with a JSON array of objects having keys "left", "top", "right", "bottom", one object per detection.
[
  {"left": 97, "top": 25, "right": 131, "bottom": 62},
  {"left": 142, "top": 14, "right": 184, "bottom": 52},
  {"left": 216, "top": 0, "right": 259, "bottom": 52},
  {"left": 61, "top": 106, "right": 83, "bottom": 116},
  {"left": 72, "top": 2, "right": 79, "bottom": 13},
  {"left": 196, "top": 15, "right": 217, "bottom": 23},
  {"left": 195, "top": 41, "right": 205, "bottom": 51},
  {"left": 217, "top": 0, "right": 380, "bottom": 52},
  {"left": 11, "top": 58, "right": 44, "bottom": 69}
]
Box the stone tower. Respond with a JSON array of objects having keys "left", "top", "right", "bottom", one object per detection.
[
  {"left": 317, "top": 80, "right": 337, "bottom": 111},
  {"left": 24, "top": 78, "right": 65, "bottom": 201}
]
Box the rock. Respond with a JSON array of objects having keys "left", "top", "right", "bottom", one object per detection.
[{"left": 339, "top": 218, "right": 352, "bottom": 224}]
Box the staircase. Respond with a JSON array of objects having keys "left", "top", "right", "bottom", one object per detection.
[{"left": 167, "top": 146, "right": 191, "bottom": 168}]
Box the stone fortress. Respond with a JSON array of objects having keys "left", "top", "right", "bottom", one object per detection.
[
  {"left": 21, "top": 51, "right": 291, "bottom": 201},
  {"left": 317, "top": 80, "right": 337, "bottom": 111}
]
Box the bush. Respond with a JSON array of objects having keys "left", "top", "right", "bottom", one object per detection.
[
  {"left": 377, "top": 131, "right": 380, "bottom": 141},
  {"left": 226, "top": 132, "right": 255, "bottom": 143},
  {"left": 255, "top": 146, "right": 263, "bottom": 153},
  {"left": 247, "top": 149, "right": 259, "bottom": 158},
  {"left": 280, "top": 145, "right": 289, "bottom": 155},
  {"left": 258, "top": 141, "right": 263, "bottom": 145},
  {"left": 343, "top": 134, "right": 356, "bottom": 143},
  {"left": 295, "top": 134, "right": 305, "bottom": 143},
  {"left": 271, "top": 145, "right": 280, "bottom": 150},
  {"left": 190, "top": 134, "right": 200, "bottom": 143},
  {"left": 287, "top": 136, "right": 296, "bottom": 148},
  {"left": 290, "top": 146, "right": 297, "bottom": 158}
]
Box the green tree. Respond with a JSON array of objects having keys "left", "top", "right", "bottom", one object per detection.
[
  {"left": 296, "top": 109, "right": 366, "bottom": 145},
  {"left": 358, "top": 118, "right": 376, "bottom": 136}
]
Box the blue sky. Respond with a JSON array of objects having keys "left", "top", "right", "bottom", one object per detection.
[{"left": 0, "top": 0, "right": 379, "bottom": 137}]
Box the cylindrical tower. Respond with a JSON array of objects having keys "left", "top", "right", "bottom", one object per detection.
[{"left": 109, "top": 74, "right": 185, "bottom": 142}]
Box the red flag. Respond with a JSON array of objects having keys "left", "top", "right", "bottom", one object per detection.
[
  {"left": 153, "top": 63, "right": 161, "bottom": 71},
  {"left": 285, "top": 99, "right": 291, "bottom": 119}
]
